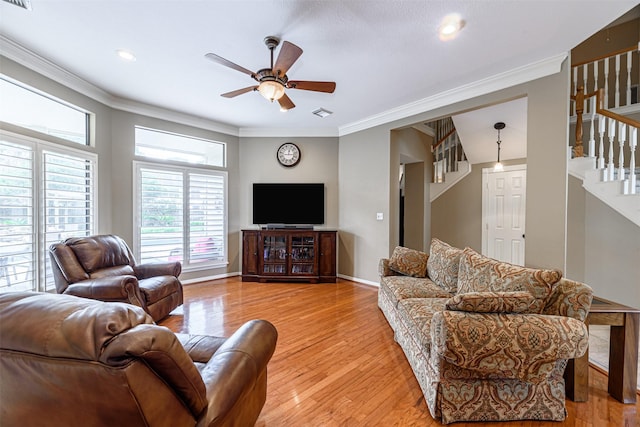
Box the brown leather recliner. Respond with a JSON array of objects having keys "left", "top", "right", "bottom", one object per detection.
[
  {"left": 49, "top": 234, "right": 183, "bottom": 321},
  {"left": 0, "top": 291, "right": 278, "bottom": 427}
]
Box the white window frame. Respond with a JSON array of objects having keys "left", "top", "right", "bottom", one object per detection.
[
  {"left": 0, "top": 130, "right": 97, "bottom": 293},
  {"left": 1, "top": 75, "right": 92, "bottom": 146},
  {"left": 133, "top": 160, "right": 228, "bottom": 272}
]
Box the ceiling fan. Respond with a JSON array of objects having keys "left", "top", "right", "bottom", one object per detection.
[{"left": 205, "top": 36, "right": 336, "bottom": 111}]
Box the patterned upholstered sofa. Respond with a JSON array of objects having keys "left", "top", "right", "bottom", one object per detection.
[{"left": 378, "top": 239, "right": 593, "bottom": 424}]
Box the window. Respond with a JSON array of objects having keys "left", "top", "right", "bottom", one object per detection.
[
  {"left": 134, "top": 126, "right": 225, "bottom": 167},
  {"left": 0, "top": 131, "right": 96, "bottom": 293},
  {"left": 0, "top": 76, "right": 90, "bottom": 146},
  {"left": 135, "top": 162, "right": 227, "bottom": 270}
]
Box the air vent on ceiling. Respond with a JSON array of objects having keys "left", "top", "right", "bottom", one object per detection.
[
  {"left": 312, "top": 108, "right": 333, "bottom": 118},
  {"left": 2, "top": 0, "right": 32, "bottom": 10}
]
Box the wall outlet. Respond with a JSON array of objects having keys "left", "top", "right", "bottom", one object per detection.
[{"left": 376, "top": 212, "right": 384, "bottom": 220}]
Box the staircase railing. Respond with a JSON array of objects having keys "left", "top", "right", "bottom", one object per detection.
[
  {"left": 571, "top": 43, "right": 639, "bottom": 116},
  {"left": 572, "top": 87, "right": 638, "bottom": 195},
  {"left": 431, "top": 117, "right": 466, "bottom": 183}
]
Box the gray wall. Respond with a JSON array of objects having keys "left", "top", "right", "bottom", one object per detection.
[
  {"left": 338, "top": 60, "right": 571, "bottom": 283},
  {"left": 109, "top": 110, "right": 240, "bottom": 280},
  {"left": 391, "top": 128, "right": 431, "bottom": 252},
  {"left": 431, "top": 158, "right": 527, "bottom": 252},
  {"left": 238, "top": 137, "right": 339, "bottom": 232},
  {"left": 1, "top": 57, "right": 114, "bottom": 234},
  {"left": 567, "top": 175, "right": 640, "bottom": 308},
  {"left": 2, "top": 55, "right": 242, "bottom": 281},
  {"left": 338, "top": 126, "right": 390, "bottom": 282}
]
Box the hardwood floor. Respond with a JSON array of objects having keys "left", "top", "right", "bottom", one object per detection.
[{"left": 160, "top": 277, "right": 640, "bottom": 426}]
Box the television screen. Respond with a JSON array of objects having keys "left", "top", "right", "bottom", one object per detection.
[{"left": 253, "top": 183, "right": 324, "bottom": 225}]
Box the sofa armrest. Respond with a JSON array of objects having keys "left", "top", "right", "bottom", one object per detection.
[
  {"left": 63, "top": 276, "right": 145, "bottom": 308},
  {"left": 431, "top": 310, "right": 589, "bottom": 382},
  {"left": 134, "top": 261, "right": 182, "bottom": 279},
  {"left": 198, "top": 319, "right": 278, "bottom": 427},
  {"left": 378, "top": 258, "right": 400, "bottom": 277}
]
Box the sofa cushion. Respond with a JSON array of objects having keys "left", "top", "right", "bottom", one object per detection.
[
  {"left": 445, "top": 291, "right": 536, "bottom": 314},
  {"left": 396, "top": 298, "right": 449, "bottom": 353},
  {"left": 426, "top": 238, "right": 464, "bottom": 292},
  {"left": 381, "top": 276, "right": 454, "bottom": 304},
  {"left": 388, "top": 246, "right": 429, "bottom": 278},
  {"left": 457, "top": 248, "right": 562, "bottom": 313}
]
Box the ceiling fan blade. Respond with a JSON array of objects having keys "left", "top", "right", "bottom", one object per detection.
[
  {"left": 278, "top": 93, "right": 296, "bottom": 110},
  {"left": 205, "top": 53, "right": 256, "bottom": 78},
  {"left": 287, "top": 80, "right": 336, "bottom": 93},
  {"left": 221, "top": 86, "right": 258, "bottom": 98},
  {"left": 273, "top": 41, "right": 303, "bottom": 76}
]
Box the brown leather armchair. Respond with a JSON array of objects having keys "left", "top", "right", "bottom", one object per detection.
[
  {"left": 0, "top": 291, "right": 278, "bottom": 427},
  {"left": 49, "top": 234, "right": 183, "bottom": 321}
]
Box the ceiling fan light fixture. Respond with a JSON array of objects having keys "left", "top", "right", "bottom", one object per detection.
[{"left": 258, "top": 80, "right": 285, "bottom": 102}]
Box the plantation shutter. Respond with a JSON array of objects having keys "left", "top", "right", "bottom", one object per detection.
[{"left": 42, "top": 149, "right": 96, "bottom": 291}]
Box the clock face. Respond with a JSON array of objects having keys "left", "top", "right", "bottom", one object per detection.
[{"left": 277, "top": 143, "right": 301, "bottom": 167}]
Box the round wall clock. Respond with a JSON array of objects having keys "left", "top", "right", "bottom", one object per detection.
[{"left": 277, "top": 142, "right": 301, "bottom": 167}]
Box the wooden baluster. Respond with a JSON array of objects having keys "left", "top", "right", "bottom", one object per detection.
[
  {"left": 604, "top": 57, "right": 610, "bottom": 109},
  {"left": 583, "top": 64, "right": 588, "bottom": 109},
  {"left": 593, "top": 59, "right": 599, "bottom": 95},
  {"left": 588, "top": 97, "right": 596, "bottom": 157},
  {"left": 618, "top": 123, "right": 626, "bottom": 182},
  {"left": 630, "top": 128, "right": 637, "bottom": 194},
  {"left": 574, "top": 86, "right": 584, "bottom": 157},
  {"left": 607, "top": 118, "right": 616, "bottom": 181},
  {"left": 572, "top": 66, "right": 578, "bottom": 115},
  {"left": 615, "top": 54, "right": 621, "bottom": 108},
  {"left": 598, "top": 114, "right": 606, "bottom": 169},
  {"left": 626, "top": 51, "right": 632, "bottom": 106}
]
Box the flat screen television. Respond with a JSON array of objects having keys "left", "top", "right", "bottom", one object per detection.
[{"left": 253, "top": 183, "right": 324, "bottom": 226}]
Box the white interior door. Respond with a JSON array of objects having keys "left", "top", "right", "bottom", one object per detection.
[{"left": 482, "top": 166, "right": 527, "bottom": 265}]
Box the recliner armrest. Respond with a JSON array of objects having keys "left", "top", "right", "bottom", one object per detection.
[
  {"left": 64, "top": 275, "right": 145, "bottom": 308},
  {"left": 197, "top": 319, "right": 278, "bottom": 427},
  {"left": 431, "top": 310, "right": 589, "bottom": 382},
  {"left": 134, "top": 261, "right": 182, "bottom": 279}
]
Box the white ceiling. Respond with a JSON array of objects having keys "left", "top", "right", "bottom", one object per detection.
[
  {"left": 0, "top": 1, "right": 636, "bottom": 138},
  {"left": 453, "top": 97, "right": 528, "bottom": 164}
]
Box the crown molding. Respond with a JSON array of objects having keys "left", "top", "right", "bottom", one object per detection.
[
  {"left": 2, "top": 35, "right": 568, "bottom": 139},
  {"left": 0, "top": 35, "right": 240, "bottom": 137},
  {"left": 1, "top": 35, "right": 114, "bottom": 105},
  {"left": 110, "top": 96, "right": 240, "bottom": 137},
  {"left": 239, "top": 127, "right": 339, "bottom": 138},
  {"left": 338, "top": 53, "right": 568, "bottom": 136}
]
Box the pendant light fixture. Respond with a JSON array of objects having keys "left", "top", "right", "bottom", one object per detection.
[{"left": 493, "top": 122, "right": 505, "bottom": 171}]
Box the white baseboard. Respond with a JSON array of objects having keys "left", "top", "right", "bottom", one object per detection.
[
  {"left": 338, "top": 274, "right": 379, "bottom": 287},
  {"left": 181, "top": 271, "right": 240, "bottom": 285}
]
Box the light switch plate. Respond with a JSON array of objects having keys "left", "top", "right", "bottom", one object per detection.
[{"left": 376, "top": 212, "right": 383, "bottom": 220}]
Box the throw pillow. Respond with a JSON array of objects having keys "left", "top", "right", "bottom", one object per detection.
[
  {"left": 445, "top": 291, "right": 536, "bottom": 313},
  {"left": 426, "top": 238, "right": 464, "bottom": 292},
  {"left": 456, "top": 247, "right": 562, "bottom": 313},
  {"left": 388, "top": 246, "right": 429, "bottom": 278}
]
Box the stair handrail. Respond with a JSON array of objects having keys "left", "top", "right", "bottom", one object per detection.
[
  {"left": 572, "top": 44, "right": 637, "bottom": 68},
  {"left": 571, "top": 42, "right": 639, "bottom": 113},
  {"left": 432, "top": 128, "right": 456, "bottom": 151}
]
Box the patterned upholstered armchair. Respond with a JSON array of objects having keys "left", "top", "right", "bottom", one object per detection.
[{"left": 426, "top": 278, "right": 593, "bottom": 423}]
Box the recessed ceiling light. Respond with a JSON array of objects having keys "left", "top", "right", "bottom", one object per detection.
[
  {"left": 438, "top": 13, "right": 465, "bottom": 41},
  {"left": 116, "top": 49, "right": 136, "bottom": 61},
  {"left": 312, "top": 108, "right": 332, "bottom": 118}
]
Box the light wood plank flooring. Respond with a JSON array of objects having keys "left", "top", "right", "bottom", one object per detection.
[{"left": 160, "top": 278, "right": 640, "bottom": 426}]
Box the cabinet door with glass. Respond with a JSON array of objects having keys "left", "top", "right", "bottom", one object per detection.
[
  {"left": 289, "top": 234, "right": 317, "bottom": 275},
  {"left": 261, "top": 234, "right": 287, "bottom": 275}
]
